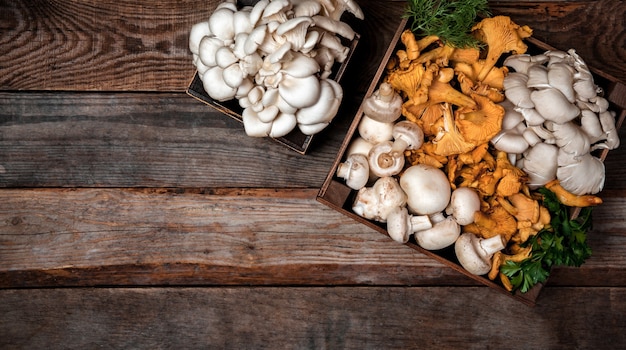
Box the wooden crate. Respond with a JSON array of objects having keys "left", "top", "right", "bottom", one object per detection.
[
  {"left": 186, "top": 34, "right": 360, "bottom": 154},
  {"left": 317, "top": 19, "right": 626, "bottom": 306}
]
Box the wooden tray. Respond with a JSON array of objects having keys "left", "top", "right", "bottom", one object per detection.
[
  {"left": 186, "top": 34, "right": 360, "bottom": 154},
  {"left": 317, "top": 19, "right": 626, "bottom": 306}
]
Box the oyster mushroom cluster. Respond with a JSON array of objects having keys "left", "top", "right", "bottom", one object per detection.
[
  {"left": 189, "top": 0, "right": 363, "bottom": 138},
  {"left": 491, "top": 49, "right": 620, "bottom": 195}
]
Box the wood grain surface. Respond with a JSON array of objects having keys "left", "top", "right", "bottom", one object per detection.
[
  {"left": 1, "top": 0, "right": 626, "bottom": 347},
  {"left": 1, "top": 286, "right": 625, "bottom": 349}
]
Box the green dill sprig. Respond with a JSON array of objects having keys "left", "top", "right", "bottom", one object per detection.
[
  {"left": 403, "top": 0, "right": 491, "bottom": 48},
  {"left": 500, "top": 187, "right": 593, "bottom": 293}
]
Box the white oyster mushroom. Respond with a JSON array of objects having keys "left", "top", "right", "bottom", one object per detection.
[
  {"left": 496, "top": 49, "right": 620, "bottom": 195},
  {"left": 296, "top": 78, "right": 343, "bottom": 134},
  {"left": 189, "top": 21, "right": 211, "bottom": 55},
  {"left": 519, "top": 142, "right": 559, "bottom": 189},
  {"left": 293, "top": 0, "right": 322, "bottom": 17},
  {"left": 190, "top": 0, "right": 363, "bottom": 139},
  {"left": 557, "top": 150, "right": 605, "bottom": 195},
  {"left": 208, "top": 6, "right": 237, "bottom": 42},
  {"left": 203, "top": 66, "right": 237, "bottom": 101}
]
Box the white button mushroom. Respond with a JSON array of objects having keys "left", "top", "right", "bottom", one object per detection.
[
  {"left": 389, "top": 120, "right": 424, "bottom": 156},
  {"left": 399, "top": 164, "right": 451, "bottom": 215},
  {"left": 336, "top": 153, "right": 370, "bottom": 190},
  {"left": 455, "top": 233, "right": 506, "bottom": 275},
  {"left": 386, "top": 206, "right": 432, "bottom": 244},
  {"left": 445, "top": 187, "right": 481, "bottom": 226},
  {"left": 352, "top": 176, "right": 407, "bottom": 223},
  {"left": 368, "top": 141, "right": 405, "bottom": 178},
  {"left": 412, "top": 212, "right": 460, "bottom": 250}
]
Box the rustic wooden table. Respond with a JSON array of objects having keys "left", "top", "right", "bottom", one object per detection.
[{"left": 1, "top": 0, "right": 625, "bottom": 348}]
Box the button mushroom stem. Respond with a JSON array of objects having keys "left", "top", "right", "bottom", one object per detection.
[
  {"left": 386, "top": 206, "right": 432, "bottom": 244},
  {"left": 336, "top": 153, "right": 369, "bottom": 190},
  {"left": 368, "top": 141, "right": 405, "bottom": 177},
  {"left": 412, "top": 212, "right": 461, "bottom": 250},
  {"left": 455, "top": 233, "right": 506, "bottom": 275},
  {"left": 389, "top": 120, "right": 424, "bottom": 157}
]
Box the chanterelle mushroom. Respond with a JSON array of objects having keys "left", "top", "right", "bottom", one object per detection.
[{"left": 471, "top": 16, "right": 532, "bottom": 82}]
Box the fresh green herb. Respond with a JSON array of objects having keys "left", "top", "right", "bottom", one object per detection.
[
  {"left": 500, "top": 187, "right": 593, "bottom": 293},
  {"left": 403, "top": 0, "right": 491, "bottom": 48}
]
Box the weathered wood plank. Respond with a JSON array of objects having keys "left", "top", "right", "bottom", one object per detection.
[
  {"left": 0, "top": 188, "right": 467, "bottom": 288},
  {"left": 1, "top": 286, "right": 625, "bottom": 349},
  {"left": 0, "top": 92, "right": 349, "bottom": 188},
  {"left": 490, "top": 0, "right": 626, "bottom": 83},
  {"left": 0, "top": 0, "right": 217, "bottom": 91},
  {"left": 1, "top": 187, "right": 625, "bottom": 289},
  {"left": 1, "top": 1, "right": 624, "bottom": 92},
  {"left": 0, "top": 0, "right": 406, "bottom": 91}
]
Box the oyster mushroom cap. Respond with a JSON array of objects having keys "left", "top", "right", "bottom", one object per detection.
[
  {"left": 557, "top": 151, "right": 605, "bottom": 195},
  {"left": 521, "top": 142, "right": 559, "bottom": 189}
]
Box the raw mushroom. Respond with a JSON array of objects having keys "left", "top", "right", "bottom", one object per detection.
[
  {"left": 399, "top": 164, "right": 451, "bottom": 215},
  {"left": 386, "top": 206, "right": 432, "bottom": 244},
  {"left": 413, "top": 212, "right": 461, "bottom": 250},
  {"left": 494, "top": 49, "right": 621, "bottom": 195},
  {"left": 352, "top": 176, "right": 407, "bottom": 223},
  {"left": 445, "top": 187, "right": 481, "bottom": 226},
  {"left": 357, "top": 82, "right": 404, "bottom": 144},
  {"left": 336, "top": 153, "right": 369, "bottom": 190},
  {"left": 389, "top": 120, "right": 424, "bottom": 156},
  {"left": 455, "top": 233, "right": 506, "bottom": 275},
  {"left": 368, "top": 141, "right": 405, "bottom": 177},
  {"left": 189, "top": 0, "right": 364, "bottom": 138}
]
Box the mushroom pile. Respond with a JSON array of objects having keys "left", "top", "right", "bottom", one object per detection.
[
  {"left": 188, "top": 0, "right": 363, "bottom": 138},
  {"left": 491, "top": 49, "right": 620, "bottom": 195},
  {"left": 335, "top": 16, "right": 620, "bottom": 290}
]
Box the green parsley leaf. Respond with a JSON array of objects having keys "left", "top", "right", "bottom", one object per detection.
[{"left": 501, "top": 187, "right": 593, "bottom": 293}]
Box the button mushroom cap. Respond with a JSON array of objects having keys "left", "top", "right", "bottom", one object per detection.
[
  {"left": 445, "top": 187, "right": 481, "bottom": 226},
  {"left": 336, "top": 153, "right": 369, "bottom": 190},
  {"left": 361, "top": 82, "right": 404, "bottom": 123},
  {"left": 386, "top": 206, "right": 432, "bottom": 244},
  {"left": 399, "top": 164, "right": 451, "bottom": 215},
  {"left": 413, "top": 212, "right": 460, "bottom": 250},
  {"left": 455, "top": 233, "right": 506, "bottom": 275},
  {"left": 368, "top": 141, "right": 405, "bottom": 178},
  {"left": 390, "top": 120, "right": 424, "bottom": 156},
  {"left": 352, "top": 176, "right": 407, "bottom": 223},
  {"left": 357, "top": 116, "right": 394, "bottom": 144}
]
